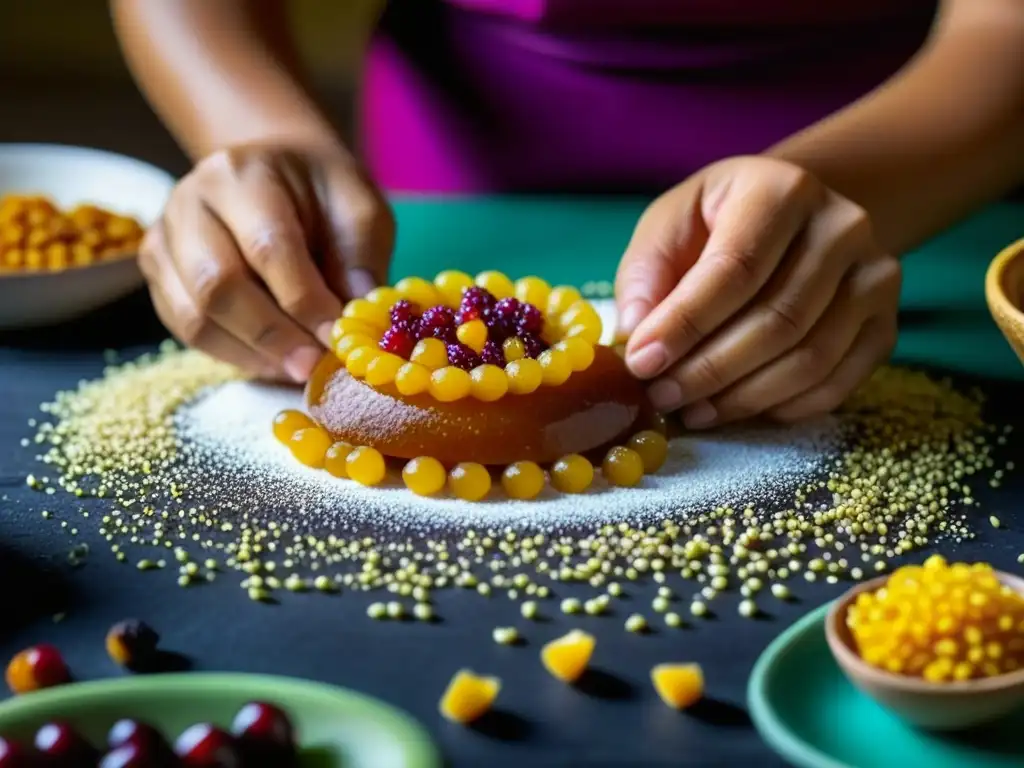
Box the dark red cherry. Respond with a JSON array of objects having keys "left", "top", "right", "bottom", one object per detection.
[
  {"left": 107, "top": 719, "right": 172, "bottom": 758},
  {"left": 174, "top": 724, "right": 241, "bottom": 768},
  {"left": 100, "top": 741, "right": 176, "bottom": 768},
  {"left": 231, "top": 702, "right": 296, "bottom": 767},
  {"left": 34, "top": 721, "right": 98, "bottom": 765},
  {"left": 0, "top": 736, "right": 34, "bottom": 768}
]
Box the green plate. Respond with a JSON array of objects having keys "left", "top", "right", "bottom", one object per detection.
[
  {"left": 748, "top": 603, "right": 1024, "bottom": 768},
  {"left": 0, "top": 672, "right": 441, "bottom": 768}
]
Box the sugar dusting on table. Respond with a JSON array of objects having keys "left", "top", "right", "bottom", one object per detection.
[{"left": 177, "top": 380, "right": 839, "bottom": 533}]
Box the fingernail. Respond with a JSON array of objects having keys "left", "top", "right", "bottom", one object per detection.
[
  {"left": 316, "top": 320, "right": 337, "bottom": 348},
  {"left": 617, "top": 301, "right": 649, "bottom": 338},
  {"left": 626, "top": 343, "right": 668, "bottom": 379},
  {"left": 682, "top": 401, "right": 717, "bottom": 430},
  {"left": 346, "top": 268, "right": 377, "bottom": 298},
  {"left": 283, "top": 345, "right": 322, "bottom": 384},
  {"left": 647, "top": 378, "right": 683, "bottom": 413}
]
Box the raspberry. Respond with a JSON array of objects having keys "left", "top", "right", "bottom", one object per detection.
[
  {"left": 480, "top": 340, "right": 505, "bottom": 367},
  {"left": 461, "top": 286, "right": 496, "bottom": 312},
  {"left": 517, "top": 302, "right": 543, "bottom": 335},
  {"left": 389, "top": 300, "right": 418, "bottom": 327},
  {"left": 446, "top": 343, "right": 482, "bottom": 371},
  {"left": 488, "top": 297, "right": 520, "bottom": 340},
  {"left": 521, "top": 333, "right": 547, "bottom": 359},
  {"left": 379, "top": 326, "right": 417, "bottom": 359},
  {"left": 419, "top": 305, "right": 456, "bottom": 342}
]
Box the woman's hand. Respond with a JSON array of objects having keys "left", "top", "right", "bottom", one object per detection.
[
  {"left": 140, "top": 144, "right": 395, "bottom": 382},
  {"left": 615, "top": 156, "right": 901, "bottom": 428}
]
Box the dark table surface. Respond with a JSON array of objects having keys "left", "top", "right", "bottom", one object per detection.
[{"left": 1, "top": 196, "right": 1023, "bottom": 767}]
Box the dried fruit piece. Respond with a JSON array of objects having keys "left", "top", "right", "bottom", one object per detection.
[
  {"left": 5, "top": 643, "right": 71, "bottom": 694},
  {"left": 651, "top": 663, "right": 704, "bottom": 709},
  {"left": 541, "top": 629, "right": 595, "bottom": 682},
  {"left": 439, "top": 669, "right": 501, "bottom": 723},
  {"left": 106, "top": 619, "right": 160, "bottom": 670}
]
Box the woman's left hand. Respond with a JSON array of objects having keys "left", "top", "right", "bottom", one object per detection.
[{"left": 615, "top": 156, "right": 902, "bottom": 429}]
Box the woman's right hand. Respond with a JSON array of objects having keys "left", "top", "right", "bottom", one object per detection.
[{"left": 140, "top": 144, "right": 395, "bottom": 382}]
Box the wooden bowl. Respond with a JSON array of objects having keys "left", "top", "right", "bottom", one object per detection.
[
  {"left": 986, "top": 237, "right": 1024, "bottom": 366},
  {"left": 0, "top": 143, "right": 175, "bottom": 329},
  {"left": 826, "top": 571, "right": 1024, "bottom": 731}
]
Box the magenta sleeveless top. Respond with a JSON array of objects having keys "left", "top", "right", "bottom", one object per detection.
[{"left": 358, "top": 1, "right": 937, "bottom": 193}]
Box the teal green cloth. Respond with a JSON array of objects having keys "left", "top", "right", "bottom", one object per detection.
[{"left": 390, "top": 197, "right": 1024, "bottom": 380}]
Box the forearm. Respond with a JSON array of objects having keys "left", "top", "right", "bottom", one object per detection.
[
  {"left": 769, "top": 0, "right": 1024, "bottom": 255},
  {"left": 111, "top": 0, "right": 344, "bottom": 160}
]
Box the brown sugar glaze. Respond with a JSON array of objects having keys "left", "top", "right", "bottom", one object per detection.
[{"left": 306, "top": 345, "right": 657, "bottom": 466}]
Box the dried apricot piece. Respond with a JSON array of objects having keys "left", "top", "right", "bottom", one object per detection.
[
  {"left": 541, "top": 629, "right": 595, "bottom": 682},
  {"left": 651, "top": 663, "right": 704, "bottom": 709},
  {"left": 439, "top": 669, "right": 501, "bottom": 724}
]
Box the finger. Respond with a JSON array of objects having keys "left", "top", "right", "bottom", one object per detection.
[
  {"left": 318, "top": 162, "right": 395, "bottom": 298},
  {"left": 141, "top": 222, "right": 279, "bottom": 377},
  {"left": 165, "top": 199, "right": 323, "bottom": 383},
  {"left": 692, "top": 256, "right": 899, "bottom": 428},
  {"left": 649, "top": 199, "right": 872, "bottom": 411},
  {"left": 614, "top": 188, "right": 705, "bottom": 341},
  {"left": 625, "top": 166, "right": 818, "bottom": 380},
  {"left": 210, "top": 160, "right": 343, "bottom": 346},
  {"left": 768, "top": 316, "right": 897, "bottom": 423}
]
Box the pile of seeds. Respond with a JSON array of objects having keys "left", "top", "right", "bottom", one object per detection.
[{"left": 21, "top": 343, "right": 1014, "bottom": 629}]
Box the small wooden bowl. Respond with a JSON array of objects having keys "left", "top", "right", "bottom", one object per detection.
[
  {"left": 986, "top": 237, "right": 1024, "bottom": 366},
  {"left": 826, "top": 571, "right": 1024, "bottom": 731}
]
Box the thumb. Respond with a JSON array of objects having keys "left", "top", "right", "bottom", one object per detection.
[
  {"left": 614, "top": 186, "right": 706, "bottom": 342},
  {"left": 321, "top": 163, "right": 396, "bottom": 299}
]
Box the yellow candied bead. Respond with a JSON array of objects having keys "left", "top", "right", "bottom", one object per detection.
[
  {"left": 430, "top": 367, "right": 472, "bottom": 402},
  {"left": 565, "top": 322, "right": 602, "bottom": 346},
  {"left": 334, "top": 333, "right": 377, "bottom": 361},
  {"left": 272, "top": 409, "right": 313, "bottom": 444},
  {"left": 505, "top": 358, "right": 542, "bottom": 394},
  {"left": 394, "top": 276, "right": 441, "bottom": 309},
  {"left": 411, "top": 338, "right": 449, "bottom": 370},
  {"left": 554, "top": 337, "right": 595, "bottom": 372},
  {"left": 475, "top": 270, "right": 515, "bottom": 299},
  {"left": 365, "top": 352, "right": 405, "bottom": 386},
  {"left": 448, "top": 462, "right": 492, "bottom": 501},
  {"left": 514, "top": 276, "right": 551, "bottom": 309},
  {"left": 546, "top": 286, "right": 582, "bottom": 318},
  {"left": 602, "top": 446, "right": 645, "bottom": 488},
  {"left": 439, "top": 670, "right": 501, "bottom": 724},
  {"left": 503, "top": 337, "right": 526, "bottom": 362},
  {"left": 289, "top": 427, "right": 332, "bottom": 469},
  {"left": 324, "top": 441, "right": 354, "bottom": 478},
  {"left": 470, "top": 365, "right": 508, "bottom": 402},
  {"left": 345, "top": 346, "right": 379, "bottom": 377},
  {"left": 402, "top": 456, "right": 447, "bottom": 496},
  {"left": 501, "top": 461, "right": 545, "bottom": 500},
  {"left": 456, "top": 319, "right": 488, "bottom": 353},
  {"left": 342, "top": 298, "right": 389, "bottom": 329},
  {"left": 551, "top": 454, "right": 593, "bottom": 494},
  {"left": 434, "top": 270, "right": 474, "bottom": 307},
  {"left": 329, "top": 317, "right": 379, "bottom": 347},
  {"left": 538, "top": 348, "right": 572, "bottom": 386},
  {"left": 365, "top": 286, "right": 402, "bottom": 308},
  {"left": 628, "top": 431, "right": 669, "bottom": 473},
  {"left": 395, "top": 362, "right": 432, "bottom": 396},
  {"left": 346, "top": 446, "right": 387, "bottom": 486}
]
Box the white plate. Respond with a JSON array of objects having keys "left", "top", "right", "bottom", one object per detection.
[{"left": 0, "top": 143, "right": 176, "bottom": 329}]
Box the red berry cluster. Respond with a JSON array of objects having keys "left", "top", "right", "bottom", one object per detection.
[
  {"left": 377, "top": 287, "right": 549, "bottom": 371},
  {"left": 0, "top": 702, "right": 297, "bottom": 768}
]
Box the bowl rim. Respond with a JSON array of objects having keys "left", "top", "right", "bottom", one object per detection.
[
  {"left": 0, "top": 142, "right": 176, "bottom": 180},
  {"left": 825, "top": 569, "right": 1024, "bottom": 695},
  {"left": 985, "top": 236, "right": 1024, "bottom": 326},
  {"left": 0, "top": 251, "right": 139, "bottom": 282}
]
